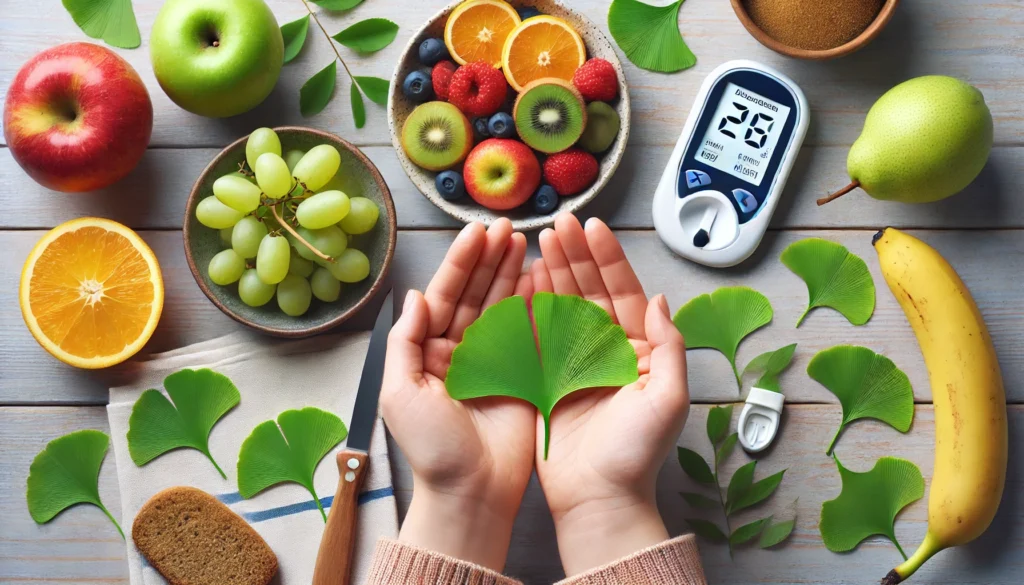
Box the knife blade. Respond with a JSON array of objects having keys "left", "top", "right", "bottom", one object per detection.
[{"left": 312, "top": 289, "right": 393, "bottom": 585}]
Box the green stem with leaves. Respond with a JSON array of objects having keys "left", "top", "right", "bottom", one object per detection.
[
  {"left": 300, "top": 0, "right": 361, "bottom": 90},
  {"left": 713, "top": 446, "right": 733, "bottom": 557}
]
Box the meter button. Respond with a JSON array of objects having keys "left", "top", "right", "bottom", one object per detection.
[
  {"left": 732, "top": 189, "right": 758, "bottom": 213},
  {"left": 685, "top": 170, "right": 712, "bottom": 189}
]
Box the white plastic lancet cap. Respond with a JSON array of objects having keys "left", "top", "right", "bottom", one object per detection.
[{"left": 738, "top": 387, "right": 785, "bottom": 453}]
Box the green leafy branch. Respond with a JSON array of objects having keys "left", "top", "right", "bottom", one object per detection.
[
  {"left": 678, "top": 405, "right": 794, "bottom": 555},
  {"left": 283, "top": 0, "right": 396, "bottom": 125}
]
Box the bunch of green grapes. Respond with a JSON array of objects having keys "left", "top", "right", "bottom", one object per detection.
[{"left": 196, "top": 127, "right": 381, "bottom": 317}]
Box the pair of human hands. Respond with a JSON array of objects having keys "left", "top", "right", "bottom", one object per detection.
[{"left": 381, "top": 213, "right": 690, "bottom": 576}]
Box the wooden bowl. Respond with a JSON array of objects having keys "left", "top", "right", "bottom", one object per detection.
[
  {"left": 731, "top": 0, "right": 900, "bottom": 60},
  {"left": 183, "top": 127, "right": 397, "bottom": 338},
  {"left": 387, "top": 0, "right": 631, "bottom": 231}
]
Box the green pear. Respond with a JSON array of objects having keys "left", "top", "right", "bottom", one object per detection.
[{"left": 820, "top": 76, "right": 992, "bottom": 205}]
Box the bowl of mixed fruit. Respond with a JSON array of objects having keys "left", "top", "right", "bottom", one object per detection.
[
  {"left": 184, "top": 127, "right": 396, "bottom": 337},
  {"left": 388, "top": 0, "right": 630, "bottom": 230}
]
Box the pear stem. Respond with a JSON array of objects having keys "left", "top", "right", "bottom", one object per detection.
[{"left": 817, "top": 181, "right": 860, "bottom": 206}]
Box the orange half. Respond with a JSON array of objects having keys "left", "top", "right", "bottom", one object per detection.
[
  {"left": 444, "top": 0, "right": 522, "bottom": 66},
  {"left": 20, "top": 217, "right": 164, "bottom": 369},
  {"left": 501, "top": 15, "right": 586, "bottom": 92}
]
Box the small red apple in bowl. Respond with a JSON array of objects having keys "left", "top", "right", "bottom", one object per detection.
[
  {"left": 463, "top": 139, "right": 541, "bottom": 211},
  {"left": 3, "top": 42, "right": 153, "bottom": 192}
]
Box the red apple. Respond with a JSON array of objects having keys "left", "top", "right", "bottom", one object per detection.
[
  {"left": 4, "top": 42, "right": 153, "bottom": 192},
  {"left": 463, "top": 139, "right": 541, "bottom": 211}
]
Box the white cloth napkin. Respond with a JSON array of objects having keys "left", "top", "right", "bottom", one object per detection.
[{"left": 106, "top": 331, "right": 398, "bottom": 585}]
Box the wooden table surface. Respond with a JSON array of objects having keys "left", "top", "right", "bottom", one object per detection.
[{"left": 1, "top": 1, "right": 1022, "bottom": 583}]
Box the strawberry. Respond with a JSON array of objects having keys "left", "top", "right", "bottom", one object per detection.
[
  {"left": 544, "top": 149, "right": 599, "bottom": 196},
  {"left": 432, "top": 60, "right": 457, "bottom": 101},
  {"left": 448, "top": 62, "right": 508, "bottom": 118},
  {"left": 572, "top": 58, "right": 618, "bottom": 102}
]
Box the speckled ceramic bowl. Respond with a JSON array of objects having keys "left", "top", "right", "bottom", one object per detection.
[
  {"left": 183, "top": 127, "right": 396, "bottom": 338},
  {"left": 388, "top": 0, "right": 631, "bottom": 231}
]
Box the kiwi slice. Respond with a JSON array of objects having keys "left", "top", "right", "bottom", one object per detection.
[
  {"left": 401, "top": 101, "right": 473, "bottom": 171},
  {"left": 513, "top": 78, "right": 587, "bottom": 154}
]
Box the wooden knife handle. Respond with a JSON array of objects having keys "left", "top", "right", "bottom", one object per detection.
[{"left": 312, "top": 449, "right": 369, "bottom": 585}]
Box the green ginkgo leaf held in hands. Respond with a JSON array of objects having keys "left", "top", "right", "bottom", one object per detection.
[
  {"left": 26, "top": 430, "right": 124, "bottom": 539},
  {"left": 446, "top": 293, "right": 639, "bottom": 458},
  {"left": 62, "top": 0, "right": 141, "bottom": 49},
  {"left": 781, "top": 238, "right": 875, "bottom": 327},
  {"left": 127, "top": 368, "right": 241, "bottom": 479},
  {"left": 237, "top": 407, "right": 348, "bottom": 522},
  {"left": 673, "top": 286, "right": 774, "bottom": 389},
  {"left": 808, "top": 345, "right": 914, "bottom": 454},
  {"left": 608, "top": 0, "right": 696, "bottom": 73},
  {"left": 820, "top": 456, "right": 924, "bottom": 559}
]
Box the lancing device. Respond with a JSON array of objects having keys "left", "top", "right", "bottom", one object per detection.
[{"left": 653, "top": 60, "right": 809, "bottom": 267}]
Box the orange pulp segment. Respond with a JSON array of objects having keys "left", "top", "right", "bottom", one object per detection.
[
  {"left": 501, "top": 15, "right": 586, "bottom": 92},
  {"left": 444, "top": 0, "right": 522, "bottom": 67}
]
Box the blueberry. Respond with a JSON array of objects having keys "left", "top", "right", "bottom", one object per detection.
[
  {"left": 487, "top": 112, "right": 515, "bottom": 138},
  {"left": 532, "top": 185, "right": 559, "bottom": 214},
  {"left": 435, "top": 170, "right": 466, "bottom": 201},
  {"left": 418, "top": 38, "right": 450, "bottom": 66},
  {"left": 473, "top": 117, "right": 491, "bottom": 140},
  {"left": 402, "top": 70, "right": 434, "bottom": 103},
  {"left": 517, "top": 7, "right": 543, "bottom": 20}
]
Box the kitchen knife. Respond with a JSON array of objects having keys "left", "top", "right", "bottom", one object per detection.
[{"left": 312, "top": 289, "right": 393, "bottom": 585}]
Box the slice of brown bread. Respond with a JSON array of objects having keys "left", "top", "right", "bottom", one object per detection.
[{"left": 132, "top": 486, "right": 278, "bottom": 585}]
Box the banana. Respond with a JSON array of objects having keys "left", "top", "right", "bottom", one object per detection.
[{"left": 873, "top": 228, "right": 1007, "bottom": 584}]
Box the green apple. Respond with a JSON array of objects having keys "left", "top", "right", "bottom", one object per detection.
[{"left": 150, "top": 0, "right": 284, "bottom": 118}]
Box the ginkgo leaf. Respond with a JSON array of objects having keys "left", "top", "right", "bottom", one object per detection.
[
  {"left": 237, "top": 407, "right": 348, "bottom": 522},
  {"left": 731, "top": 517, "right": 769, "bottom": 545},
  {"left": 350, "top": 83, "right": 366, "bottom": 129},
  {"left": 607, "top": 0, "right": 696, "bottom": 73},
  {"left": 332, "top": 18, "right": 399, "bottom": 53},
  {"left": 26, "top": 430, "right": 124, "bottom": 539},
  {"left": 781, "top": 238, "right": 875, "bottom": 327},
  {"left": 674, "top": 287, "right": 773, "bottom": 389},
  {"left": 677, "top": 447, "right": 715, "bottom": 484},
  {"left": 355, "top": 76, "right": 390, "bottom": 105},
  {"left": 127, "top": 369, "right": 240, "bottom": 479},
  {"left": 448, "top": 294, "right": 639, "bottom": 458},
  {"left": 301, "top": 61, "right": 337, "bottom": 117},
  {"left": 706, "top": 404, "right": 733, "bottom": 445},
  {"left": 742, "top": 343, "right": 797, "bottom": 392},
  {"left": 820, "top": 456, "right": 924, "bottom": 559},
  {"left": 808, "top": 345, "right": 914, "bottom": 454},
  {"left": 281, "top": 15, "right": 310, "bottom": 64},
  {"left": 313, "top": 0, "right": 363, "bottom": 10},
  {"left": 62, "top": 0, "right": 141, "bottom": 49}
]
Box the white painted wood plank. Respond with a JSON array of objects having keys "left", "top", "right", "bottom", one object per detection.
[
  {"left": 4, "top": 145, "right": 1021, "bottom": 230},
  {"left": 2, "top": 405, "right": 1020, "bottom": 584},
  {"left": 0, "top": 0, "right": 1020, "bottom": 148},
  {"left": 2, "top": 229, "right": 1022, "bottom": 404}
]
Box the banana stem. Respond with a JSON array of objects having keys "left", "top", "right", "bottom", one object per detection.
[
  {"left": 817, "top": 181, "right": 860, "bottom": 206},
  {"left": 881, "top": 532, "right": 944, "bottom": 584}
]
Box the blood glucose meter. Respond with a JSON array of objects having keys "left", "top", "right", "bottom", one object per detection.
[{"left": 653, "top": 60, "right": 809, "bottom": 267}]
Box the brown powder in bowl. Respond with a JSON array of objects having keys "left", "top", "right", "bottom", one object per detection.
[{"left": 743, "top": 0, "right": 885, "bottom": 51}]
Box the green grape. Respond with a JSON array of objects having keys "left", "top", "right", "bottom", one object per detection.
[
  {"left": 288, "top": 250, "right": 316, "bottom": 278},
  {"left": 322, "top": 169, "right": 364, "bottom": 199},
  {"left": 213, "top": 174, "right": 262, "bottom": 213},
  {"left": 293, "top": 144, "right": 341, "bottom": 191},
  {"left": 246, "top": 127, "right": 281, "bottom": 170},
  {"left": 255, "top": 153, "right": 293, "bottom": 199},
  {"left": 219, "top": 227, "right": 233, "bottom": 246},
  {"left": 277, "top": 274, "right": 313, "bottom": 316},
  {"left": 320, "top": 248, "right": 370, "bottom": 283},
  {"left": 310, "top": 267, "right": 342, "bottom": 302},
  {"left": 294, "top": 225, "right": 347, "bottom": 261},
  {"left": 231, "top": 216, "right": 268, "bottom": 259},
  {"left": 196, "top": 196, "right": 244, "bottom": 229},
  {"left": 208, "top": 249, "right": 245, "bottom": 285},
  {"left": 296, "top": 190, "right": 351, "bottom": 230},
  {"left": 338, "top": 197, "right": 379, "bottom": 234},
  {"left": 256, "top": 234, "right": 290, "bottom": 284},
  {"left": 284, "top": 149, "right": 305, "bottom": 172},
  {"left": 238, "top": 269, "right": 276, "bottom": 307}
]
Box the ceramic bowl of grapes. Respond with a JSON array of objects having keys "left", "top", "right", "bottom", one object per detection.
[{"left": 184, "top": 126, "right": 397, "bottom": 338}]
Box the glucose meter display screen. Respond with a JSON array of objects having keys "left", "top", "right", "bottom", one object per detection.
[{"left": 696, "top": 82, "right": 791, "bottom": 187}]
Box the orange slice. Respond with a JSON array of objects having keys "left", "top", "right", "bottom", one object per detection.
[
  {"left": 20, "top": 217, "right": 164, "bottom": 369},
  {"left": 444, "top": 0, "right": 521, "bottom": 67},
  {"left": 501, "top": 15, "right": 586, "bottom": 92}
]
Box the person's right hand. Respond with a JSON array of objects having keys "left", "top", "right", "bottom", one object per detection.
[{"left": 381, "top": 219, "right": 534, "bottom": 572}]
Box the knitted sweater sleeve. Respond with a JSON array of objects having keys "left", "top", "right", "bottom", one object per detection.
[{"left": 553, "top": 535, "right": 707, "bottom": 585}]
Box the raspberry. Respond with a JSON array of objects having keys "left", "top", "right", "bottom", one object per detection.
[
  {"left": 572, "top": 58, "right": 619, "bottom": 102},
  {"left": 448, "top": 62, "right": 508, "bottom": 118},
  {"left": 432, "top": 60, "right": 457, "bottom": 101},
  {"left": 543, "top": 149, "right": 599, "bottom": 196}
]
